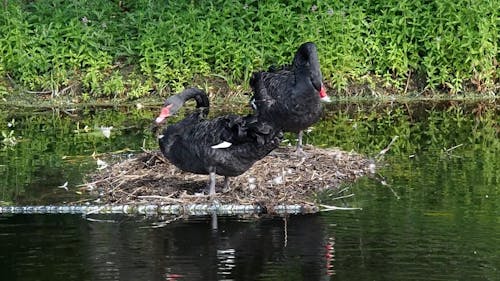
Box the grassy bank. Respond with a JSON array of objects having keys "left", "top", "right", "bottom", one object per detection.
[{"left": 0, "top": 0, "right": 498, "bottom": 101}]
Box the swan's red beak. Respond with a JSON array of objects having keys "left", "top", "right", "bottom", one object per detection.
[
  {"left": 319, "top": 86, "right": 327, "bottom": 98},
  {"left": 155, "top": 105, "right": 172, "bottom": 124},
  {"left": 319, "top": 85, "right": 331, "bottom": 102}
]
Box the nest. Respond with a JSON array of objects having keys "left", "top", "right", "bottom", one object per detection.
[{"left": 83, "top": 146, "right": 374, "bottom": 213}]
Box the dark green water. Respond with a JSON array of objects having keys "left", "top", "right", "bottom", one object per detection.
[{"left": 0, "top": 100, "right": 498, "bottom": 280}]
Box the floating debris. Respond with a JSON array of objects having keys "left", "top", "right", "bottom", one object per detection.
[
  {"left": 96, "top": 159, "right": 108, "bottom": 170},
  {"left": 83, "top": 146, "right": 375, "bottom": 214},
  {"left": 57, "top": 181, "right": 69, "bottom": 191},
  {"left": 100, "top": 126, "right": 113, "bottom": 138}
]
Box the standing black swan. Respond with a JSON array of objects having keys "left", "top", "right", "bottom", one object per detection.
[
  {"left": 154, "top": 88, "right": 282, "bottom": 196},
  {"left": 249, "top": 42, "right": 330, "bottom": 154}
]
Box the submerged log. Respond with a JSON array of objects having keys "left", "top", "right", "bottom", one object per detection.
[{"left": 0, "top": 203, "right": 320, "bottom": 216}]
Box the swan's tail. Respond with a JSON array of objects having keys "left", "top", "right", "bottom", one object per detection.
[{"left": 242, "top": 115, "right": 283, "bottom": 152}]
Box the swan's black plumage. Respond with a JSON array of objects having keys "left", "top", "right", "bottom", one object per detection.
[
  {"left": 249, "top": 42, "right": 329, "bottom": 153},
  {"left": 155, "top": 88, "right": 282, "bottom": 195}
]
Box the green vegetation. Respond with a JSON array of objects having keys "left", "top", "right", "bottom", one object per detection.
[
  {"left": 0, "top": 0, "right": 498, "bottom": 100},
  {"left": 0, "top": 105, "right": 156, "bottom": 204},
  {"left": 313, "top": 100, "right": 499, "bottom": 156},
  {"left": 1, "top": 100, "right": 498, "bottom": 204}
]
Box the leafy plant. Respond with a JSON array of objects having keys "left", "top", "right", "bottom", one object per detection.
[{"left": 0, "top": 0, "right": 498, "bottom": 99}]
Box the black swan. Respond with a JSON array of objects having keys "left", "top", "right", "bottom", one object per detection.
[
  {"left": 154, "top": 88, "right": 282, "bottom": 196},
  {"left": 249, "top": 42, "right": 330, "bottom": 154}
]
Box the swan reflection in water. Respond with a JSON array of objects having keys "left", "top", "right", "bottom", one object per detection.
[{"left": 84, "top": 215, "right": 335, "bottom": 281}]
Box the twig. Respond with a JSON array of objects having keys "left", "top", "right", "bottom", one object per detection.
[
  {"left": 5, "top": 74, "right": 16, "bottom": 88},
  {"left": 444, "top": 143, "right": 463, "bottom": 153},
  {"left": 328, "top": 193, "right": 355, "bottom": 200},
  {"left": 137, "top": 195, "right": 184, "bottom": 203},
  {"left": 25, "top": 90, "right": 52, "bottom": 95},
  {"left": 404, "top": 70, "right": 411, "bottom": 95},
  {"left": 84, "top": 217, "right": 117, "bottom": 223},
  {"left": 68, "top": 197, "right": 96, "bottom": 204},
  {"left": 56, "top": 83, "right": 76, "bottom": 96},
  {"left": 388, "top": 186, "right": 401, "bottom": 200},
  {"left": 61, "top": 109, "right": 78, "bottom": 117},
  {"left": 336, "top": 186, "right": 351, "bottom": 194},
  {"left": 142, "top": 147, "right": 168, "bottom": 164},
  {"left": 376, "top": 136, "right": 399, "bottom": 159},
  {"left": 147, "top": 215, "right": 183, "bottom": 228},
  {"left": 319, "top": 204, "right": 362, "bottom": 211}
]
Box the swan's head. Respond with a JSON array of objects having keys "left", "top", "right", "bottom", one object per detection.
[
  {"left": 155, "top": 95, "right": 183, "bottom": 124},
  {"left": 155, "top": 104, "right": 174, "bottom": 124},
  {"left": 312, "top": 81, "right": 330, "bottom": 103},
  {"left": 294, "top": 42, "right": 331, "bottom": 103}
]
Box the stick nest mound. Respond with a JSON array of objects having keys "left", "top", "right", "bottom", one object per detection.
[{"left": 84, "top": 146, "right": 374, "bottom": 211}]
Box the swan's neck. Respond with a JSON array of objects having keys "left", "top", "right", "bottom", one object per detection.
[{"left": 178, "top": 88, "right": 210, "bottom": 110}]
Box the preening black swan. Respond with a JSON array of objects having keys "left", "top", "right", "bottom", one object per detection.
[
  {"left": 154, "top": 88, "right": 282, "bottom": 196},
  {"left": 249, "top": 42, "right": 330, "bottom": 154}
]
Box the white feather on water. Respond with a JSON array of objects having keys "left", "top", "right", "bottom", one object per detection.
[
  {"left": 57, "top": 181, "right": 69, "bottom": 191},
  {"left": 97, "top": 159, "right": 108, "bottom": 170},
  {"left": 100, "top": 126, "right": 113, "bottom": 138}
]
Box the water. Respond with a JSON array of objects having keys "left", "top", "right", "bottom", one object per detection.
[{"left": 0, "top": 100, "right": 498, "bottom": 280}]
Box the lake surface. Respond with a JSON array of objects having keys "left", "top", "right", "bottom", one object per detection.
[{"left": 0, "top": 99, "right": 498, "bottom": 280}]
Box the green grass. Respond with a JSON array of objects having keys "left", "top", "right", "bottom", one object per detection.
[{"left": 0, "top": 0, "right": 498, "bottom": 100}]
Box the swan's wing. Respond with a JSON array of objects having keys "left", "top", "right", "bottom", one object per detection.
[
  {"left": 211, "top": 141, "right": 232, "bottom": 149},
  {"left": 249, "top": 72, "right": 279, "bottom": 111}
]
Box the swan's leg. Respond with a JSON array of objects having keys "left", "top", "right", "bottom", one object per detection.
[
  {"left": 223, "top": 176, "right": 230, "bottom": 191},
  {"left": 208, "top": 171, "right": 217, "bottom": 196},
  {"left": 295, "top": 131, "right": 306, "bottom": 157},
  {"left": 297, "top": 131, "right": 304, "bottom": 151}
]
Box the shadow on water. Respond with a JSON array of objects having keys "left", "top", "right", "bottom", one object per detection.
[{"left": 0, "top": 99, "right": 499, "bottom": 280}]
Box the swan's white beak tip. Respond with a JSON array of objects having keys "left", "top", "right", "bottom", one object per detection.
[{"left": 320, "top": 96, "right": 331, "bottom": 103}]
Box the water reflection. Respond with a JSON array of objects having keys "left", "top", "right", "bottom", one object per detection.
[
  {"left": 0, "top": 214, "right": 333, "bottom": 281},
  {"left": 1, "top": 100, "right": 498, "bottom": 205},
  {"left": 326, "top": 150, "right": 500, "bottom": 281},
  {"left": 1, "top": 100, "right": 498, "bottom": 280},
  {"left": 0, "top": 106, "right": 156, "bottom": 204}
]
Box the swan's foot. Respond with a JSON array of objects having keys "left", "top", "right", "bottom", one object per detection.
[
  {"left": 295, "top": 145, "right": 305, "bottom": 154},
  {"left": 294, "top": 146, "right": 308, "bottom": 158}
]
